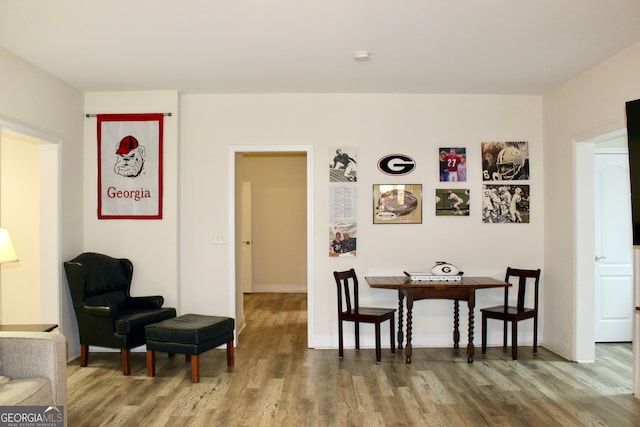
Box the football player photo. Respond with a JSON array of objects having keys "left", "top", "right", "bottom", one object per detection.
[
  {"left": 329, "top": 147, "right": 357, "bottom": 182},
  {"left": 439, "top": 147, "right": 467, "bottom": 182},
  {"left": 482, "top": 184, "right": 530, "bottom": 223},
  {"left": 329, "top": 222, "right": 357, "bottom": 257},
  {"left": 435, "top": 188, "right": 470, "bottom": 216},
  {"left": 481, "top": 141, "right": 529, "bottom": 181}
]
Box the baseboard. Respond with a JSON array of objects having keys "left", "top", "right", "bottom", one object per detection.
[
  {"left": 542, "top": 336, "right": 573, "bottom": 361},
  {"left": 66, "top": 342, "right": 81, "bottom": 362},
  {"left": 249, "top": 284, "right": 307, "bottom": 293},
  {"left": 313, "top": 331, "right": 540, "bottom": 350}
]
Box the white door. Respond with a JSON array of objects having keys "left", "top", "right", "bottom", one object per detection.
[
  {"left": 241, "top": 181, "right": 253, "bottom": 293},
  {"left": 594, "top": 149, "right": 633, "bottom": 342}
]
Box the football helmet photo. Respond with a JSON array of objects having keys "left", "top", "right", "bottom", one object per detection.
[{"left": 496, "top": 146, "right": 525, "bottom": 180}]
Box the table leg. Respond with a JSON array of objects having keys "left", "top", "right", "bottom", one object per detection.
[
  {"left": 453, "top": 300, "right": 460, "bottom": 349},
  {"left": 397, "top": 290, "right": 404, "bottom": 350},
  {"left": 467, "top": 291, "right": 476, "bottom": 363},
  {"left": 405, "top": 295, "right": 413, "bottom": 363}
]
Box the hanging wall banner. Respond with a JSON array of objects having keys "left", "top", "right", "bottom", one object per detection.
[{"left": 97, "top": 113, "right": 163, "bottom": 219}]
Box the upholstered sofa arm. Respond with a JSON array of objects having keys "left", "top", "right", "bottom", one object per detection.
[
  {"left": 0, "top": 332, "right": 67, "bottom": 407},
  {"left": 127, "top": 295, "right": 164, "bottom": 309}
]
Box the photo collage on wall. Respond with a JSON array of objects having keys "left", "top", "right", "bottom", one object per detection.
[
  {"left": 436, "top": 147, "right": 470, "bottom": 216},
  {"left": 481, "top": 141, "right": 530, "bottom": 223},
  {"left": 329, "top": 147, "right": 358, "bottom": 256},
  {"left": 328, "top": 141, "right": 531, "bottom": 257}
]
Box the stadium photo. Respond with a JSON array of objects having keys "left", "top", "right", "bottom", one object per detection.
[{"left": 373, "top": 184, "right": 422, "bottom": 224}]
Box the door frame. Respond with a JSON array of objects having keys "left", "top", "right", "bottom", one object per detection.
[
  {"left": 0, "top": 118, "right": 61, "bottom": 327},
  {"left": 241, "top": 181, "right": 253, "bottom": 294},
  {"left": 228, "top": 145, "right": 314, "bottom": 347},
  {"left": 574, "top": 124, "right": 628, "bottom": 361}
]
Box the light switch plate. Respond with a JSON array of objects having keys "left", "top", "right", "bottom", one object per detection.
[{"left": 209, "top": 232, "right": 225, "bottom": 245}]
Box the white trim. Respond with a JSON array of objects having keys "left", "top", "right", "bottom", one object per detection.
[
  {"left": 0, "top": 118, "right": 60, "bottom": 145},
  {"left": 594, "top": 147, "right": 628, "bottom": 154},
  {"left": 573, "top": 125, "right": 628, "bottom": 362},
  {"left": 228, "top": 145, "right": 314, "bottom": 348},
  {"left": 574, "top": 141, "right": 596, "bottom": 362},
  {"left": 0, "top": 119, "right": 62, "bottom": 330}
]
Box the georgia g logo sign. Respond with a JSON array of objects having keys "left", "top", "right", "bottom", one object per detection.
[{"left": 377, "top": 154, "right": 416, "bottom": 176}]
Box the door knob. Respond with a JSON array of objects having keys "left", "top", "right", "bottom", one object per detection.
[
  {"left": 595, "top": 255, "right": 606, "bottom": 261},
  {"left": 242, "top": 240, "right": 252, "bottom": 245}
]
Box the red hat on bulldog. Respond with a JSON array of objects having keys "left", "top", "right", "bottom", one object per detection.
[{"left": 116, "top": 135, "right": 139, "bottom": 154}]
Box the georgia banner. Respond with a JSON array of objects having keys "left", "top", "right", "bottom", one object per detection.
[{"left": 97, "top": 113, "right": 164, "bottom": 219}]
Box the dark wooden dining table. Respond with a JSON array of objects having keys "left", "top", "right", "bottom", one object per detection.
[{"left": 365, "top": 276, "right": 510, "bottom": 363}]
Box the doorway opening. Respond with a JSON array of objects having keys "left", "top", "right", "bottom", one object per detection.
[
  {"left": 0, "top": 121, "right": 61, "bottom": 327},
  {"left": 575, "top": 126, "right": 630, "bottom": 362},
  {"left": 240, "top": 153, "right": 307, "bottom": 294},
  {"left": 594, "top": 145, "right": 632, "bottom": 342},
  {"left": 228, "top": 145, "right": 314, "bottom": 347}
]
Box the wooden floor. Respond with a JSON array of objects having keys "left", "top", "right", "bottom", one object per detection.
[{"left": 67, "top": 293, "right": 640, "bottom": 426}]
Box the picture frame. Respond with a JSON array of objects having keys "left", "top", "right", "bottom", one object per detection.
[
  {"left": 439, "top": 147, "right": 467, "bottom": 182},
  {"left": 435, "top": 188, "right": 470, "bottom": 216},
  {"left": 482, "top": 184, "right": 530, "bottom": 223},
  {"left": 481, "top": 141, "right": 529, "bottom": 181},
  {"left": 329, "top": 146, "right": 357, "bottom": 182},
  {"left": 373, "top": 184, "right": 422, "bottom": 224}
]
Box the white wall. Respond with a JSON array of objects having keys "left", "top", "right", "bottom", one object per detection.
[
  {"left": 543, "top": 41, "right": 640, "bottom": 361},
  {"left": 543, "top": 41, "right": 640, "bottom": 397},
  {"left": 180, "top": 93, "right": 543, "bottom": 348},
  {"left": 0, "top": 48, "right": 83, "bottom": 352},
  {"left": 83, "top": 92, "right": 180, "bottom": 314}
]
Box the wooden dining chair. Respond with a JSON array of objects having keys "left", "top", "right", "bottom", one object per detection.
[
  {"left": 481, "top": 267, "right": 541, "bottom": 360},
  {"left": 333, "top": 269, "right": 396, "bottom": 362}
]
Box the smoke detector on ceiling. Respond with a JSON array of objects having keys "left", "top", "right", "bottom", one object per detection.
[{"left": 353, "top": 51, "right": 371, "bottom": 62}]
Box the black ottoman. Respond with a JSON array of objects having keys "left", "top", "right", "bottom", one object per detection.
[{"left": 145, "top": 313, "right": 235, "bottom": 383}]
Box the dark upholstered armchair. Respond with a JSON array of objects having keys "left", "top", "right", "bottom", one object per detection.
[{"left": 64, "top": 252, "right": 176, "bottom": 375}]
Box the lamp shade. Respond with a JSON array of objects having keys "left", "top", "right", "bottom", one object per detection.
[{"left": 0, "top": 228, "right": 18, "bottom": 263}]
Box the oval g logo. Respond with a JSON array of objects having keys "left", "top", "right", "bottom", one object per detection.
[{"left": 378, "top": 154, "right": 416, "bottom": 176}]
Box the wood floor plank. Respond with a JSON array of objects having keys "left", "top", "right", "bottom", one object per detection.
[{"left": 65, "top": 293, "right": 640, "bottom": 426}]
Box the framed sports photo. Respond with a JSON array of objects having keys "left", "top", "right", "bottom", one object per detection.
[
  {"left": 329, "top": 146, "right": 357, "bottom": 182},
  {"left": 435, "top": 188, "right": 470, "bottom": 216},
  {"left": 482, "top": 184, "right": 530, "bottom": 223},
  {"left": 373, "top": 184, "right": 422, "bottom": 224},
  {"left": 439, "top": 147, "right": 467, "bottom": 182},
  {"left": 481, "top": 141, "right": 529, "bottom": 181}
]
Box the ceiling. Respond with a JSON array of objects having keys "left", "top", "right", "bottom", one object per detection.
[{"left": 1, "top": 0, "right": 640, "bottom": 95}]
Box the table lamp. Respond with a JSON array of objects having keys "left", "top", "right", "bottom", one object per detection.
[{"left": 0, "top": 229, "right": 18, "bottom": 263}]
